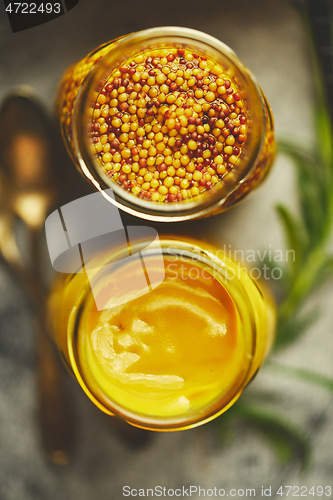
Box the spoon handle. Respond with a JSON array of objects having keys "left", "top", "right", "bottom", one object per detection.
[
  {"left": 36, "top": 321, "right": 76, "bottom": 466},
  {"left": 0, "top": 225, "right": 76, "bottom": 466},
  {"left": 0, "top": 89, "right": 77, "bottom": 465},
  {"left": 30, "top": 228, "right": 76, "bottom": 466}
]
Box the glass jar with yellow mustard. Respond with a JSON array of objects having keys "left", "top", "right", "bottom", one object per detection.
[{"left": 49, "top": 236, "right": 276, "bottom": 431}]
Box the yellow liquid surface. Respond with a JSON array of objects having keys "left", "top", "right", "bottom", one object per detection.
[{"left": 78, "top": 254, "right": 247, "bottom": 419}]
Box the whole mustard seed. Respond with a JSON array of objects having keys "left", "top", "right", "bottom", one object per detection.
[{"left": 91, "top": 47, "right": 247, "bottom": 203}]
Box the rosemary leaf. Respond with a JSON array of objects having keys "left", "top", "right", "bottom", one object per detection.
[
  {"left": 266, "top": 361, "right": 333, "bottom": 393},
  {"left": 275, "top": 203, "right": 305, "bottom": 278},
  {"left": 225, "top": 403, "right": 310, "bottom": 471},
  {"left": 273, "top": 309, "right": 320, "bottom": 352}
]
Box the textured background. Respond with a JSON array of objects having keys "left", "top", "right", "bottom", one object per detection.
[{"left": 0, "top": 0, "right": 332, "bottom": 498}]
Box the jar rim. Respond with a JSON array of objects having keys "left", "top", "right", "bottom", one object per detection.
[
  {"left": 73, "top": 27, "right": 266, "bottom": 222},
  {"left": 66, "top": 237, "right": 258, "bottom": 431}
]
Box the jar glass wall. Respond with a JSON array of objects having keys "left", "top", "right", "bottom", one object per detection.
[
  {"left": 56, "top": 27, "right": 275, "bottom": 222},
  {"left": 49, "top": 236, "right": 276, "bottom": 431}
]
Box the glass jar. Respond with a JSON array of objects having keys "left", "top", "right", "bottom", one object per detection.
[
  {"left": 49, "top": 236, "right": 276, "bottom": 431},
  {"left": 56, "top": 27, "right": 275, "bottom": 222}
]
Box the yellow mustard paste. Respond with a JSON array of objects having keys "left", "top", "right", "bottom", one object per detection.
[{"left": 78, "top": 255, "right": 245, "bottom": 418}]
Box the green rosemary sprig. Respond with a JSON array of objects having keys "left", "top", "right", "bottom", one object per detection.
[
  {"left": 214, "top": 5, "right": 333, "bottom": 468},
  {"left": 214, "top": 401, "right": 311, "bottom": 470},
  {"left": 214, "top": 126, "right": 333, "bottom": 470},
  {"left": 266, "top": 361, "right": 333, "bottom": 393},
  {"left": 272, "top": 0, "right": 333, "bottom": 350},
  {"left": 273, "top": 100, "right": 333, "bottom": 350}
]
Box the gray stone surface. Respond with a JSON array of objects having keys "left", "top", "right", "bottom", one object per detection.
[{"left": 0, "top": 0, "right": 332, "bottom": 499}]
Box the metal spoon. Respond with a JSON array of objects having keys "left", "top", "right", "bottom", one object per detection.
[{"left": 0, "top": 87, "right": 76, "bottom": 466}]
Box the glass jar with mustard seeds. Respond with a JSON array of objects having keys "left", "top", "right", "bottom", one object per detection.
[{"left": 56, "top": 27, "right": 275, "bottom": 222}]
